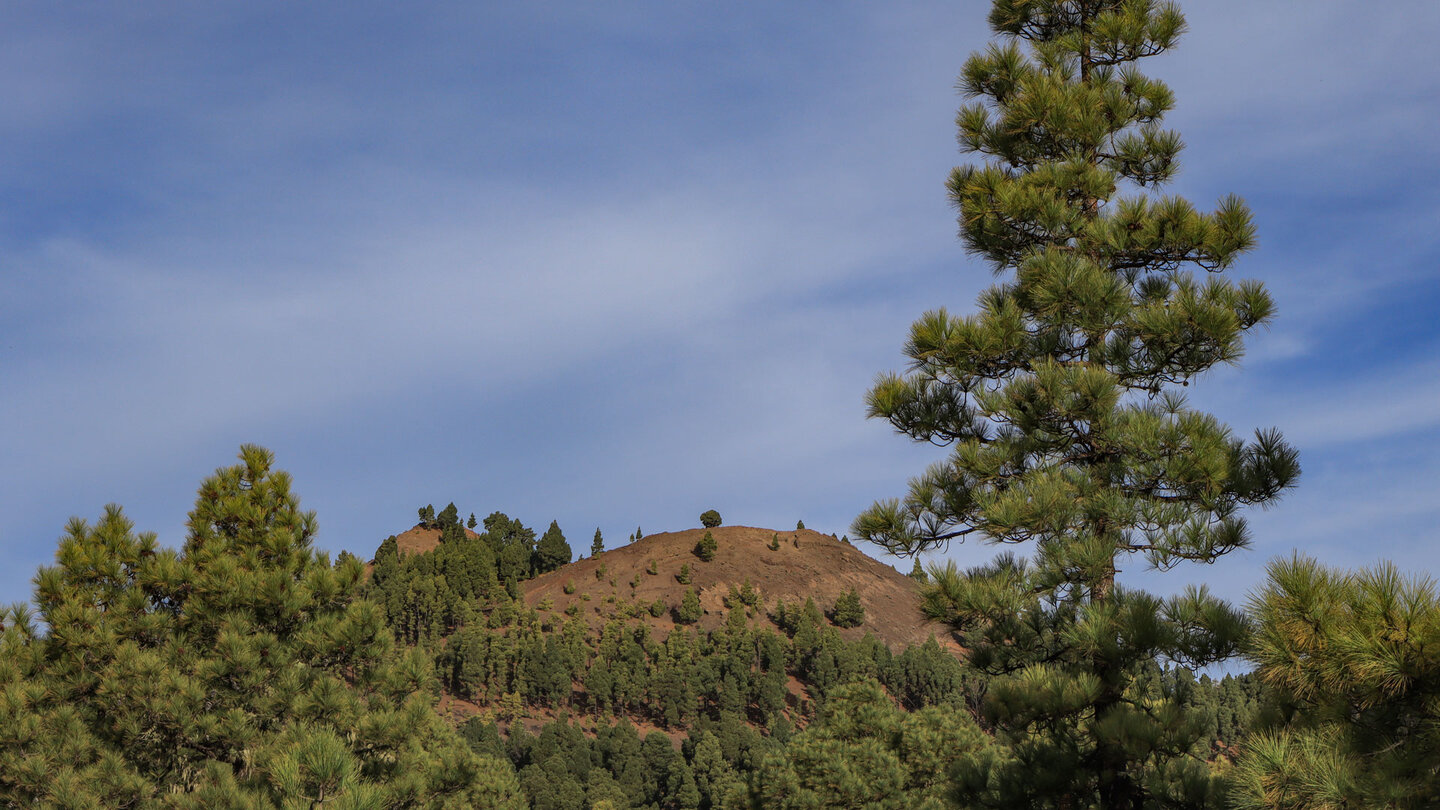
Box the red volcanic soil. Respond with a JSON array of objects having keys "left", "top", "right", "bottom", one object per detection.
[{"left": 522, "top": 525, "right": 957, "bottom": 652}]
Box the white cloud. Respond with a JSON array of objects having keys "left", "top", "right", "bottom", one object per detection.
[{"left": 2, "top": 0, "right": 1438, "bottom": 608}]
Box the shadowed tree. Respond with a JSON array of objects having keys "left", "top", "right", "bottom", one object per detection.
[{"left": 853, "top": 1, "right": 1299, "bottom": 807}]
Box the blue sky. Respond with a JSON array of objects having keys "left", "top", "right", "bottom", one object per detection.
[{"left": 2, "top": 2, "right": 1437, "bottom": 612}]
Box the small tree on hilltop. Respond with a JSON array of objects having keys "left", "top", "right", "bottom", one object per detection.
[
  {"left": 694, "top": 531, "right": 718, "bottom": 562},
  {"left": 534, "top": 520, "right": 572, "bottom": 573},
  {"left": 436, "top": 502, "right": 460, "bottom": 529},
  {"left": 831, "top": 589, "right": 864, "bottom": 628},
  {"left": 700, "top": 509, "right": 722, "bottom": 528},
  {"left": 591, "top": 528, "right": 604, "bottom": 556},
  {"left": 853, "top": 1, "right": 1300, "bottom": 806}
]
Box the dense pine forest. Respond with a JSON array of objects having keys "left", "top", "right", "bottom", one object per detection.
[{"left": 3, "top": 1, "right": 1437, "bottom": 808}]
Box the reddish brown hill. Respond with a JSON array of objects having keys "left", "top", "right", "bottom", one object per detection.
[
  {"left": 389, "top": 524, "right": 481, "bottom": 556},
  {"left": 522, "top": 526, "right": 957, "bottom": 651}
]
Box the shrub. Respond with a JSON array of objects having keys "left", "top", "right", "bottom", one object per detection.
[
  {"left": 768, "top": 533, "right": 781, "bottom": 551},
  {"left": 677, "top": 564, "right": 692, "bottom": 585},
  {"left": 647, "top": 559, "right": 658, "bottom": 575},
  {"left": 563, "top": 580, "right": 576, "bottom": 595}
]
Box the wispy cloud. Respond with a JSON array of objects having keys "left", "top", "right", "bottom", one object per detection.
[{"left": 1, "top": 1, "right": 1436, "bottom": 611}]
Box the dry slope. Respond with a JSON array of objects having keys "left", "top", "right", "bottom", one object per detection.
[{"left": 522, "top": 526, "right": 957, "bottom": 651}]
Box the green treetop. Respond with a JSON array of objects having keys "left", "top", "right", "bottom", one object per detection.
[
  {"left": 485, "top": 511, "right": 536, "bottom": 583},
  {"left": 0, "top": 445, "right": 524, "bottom": 808},
  {"left": 435, "top": 502, "right": 460, "bottom": 529},
  {"left": 853, "top": 1, "right": 1299, "bottom": 807},
  {"left": 591, "top": 527, "right": 605, "bottom": 556},
  {"left": 909, "top": 558, "right": 929, "bottom": 583},
  {"left": 534, "top": 520, "right": 572, "bottom": 573}
]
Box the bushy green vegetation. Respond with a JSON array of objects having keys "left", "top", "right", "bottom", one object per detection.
[
  {"left": 1, "top": 443, "right": 1424, "bottom": 808},
  {"left": 0, "top": 447, "right": 525, "bottom": 808},
  {"left": 737, "top": 679, "right": 991, "bottom": 809}
]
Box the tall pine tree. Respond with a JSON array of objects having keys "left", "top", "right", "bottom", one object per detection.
[{"left": 853, "top": 2, "right": 1299, "bottom": 807}]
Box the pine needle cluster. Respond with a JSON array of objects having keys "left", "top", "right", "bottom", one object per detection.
[{"left": 1231, "top": 556, "right": 1440, "bottom": 808}]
